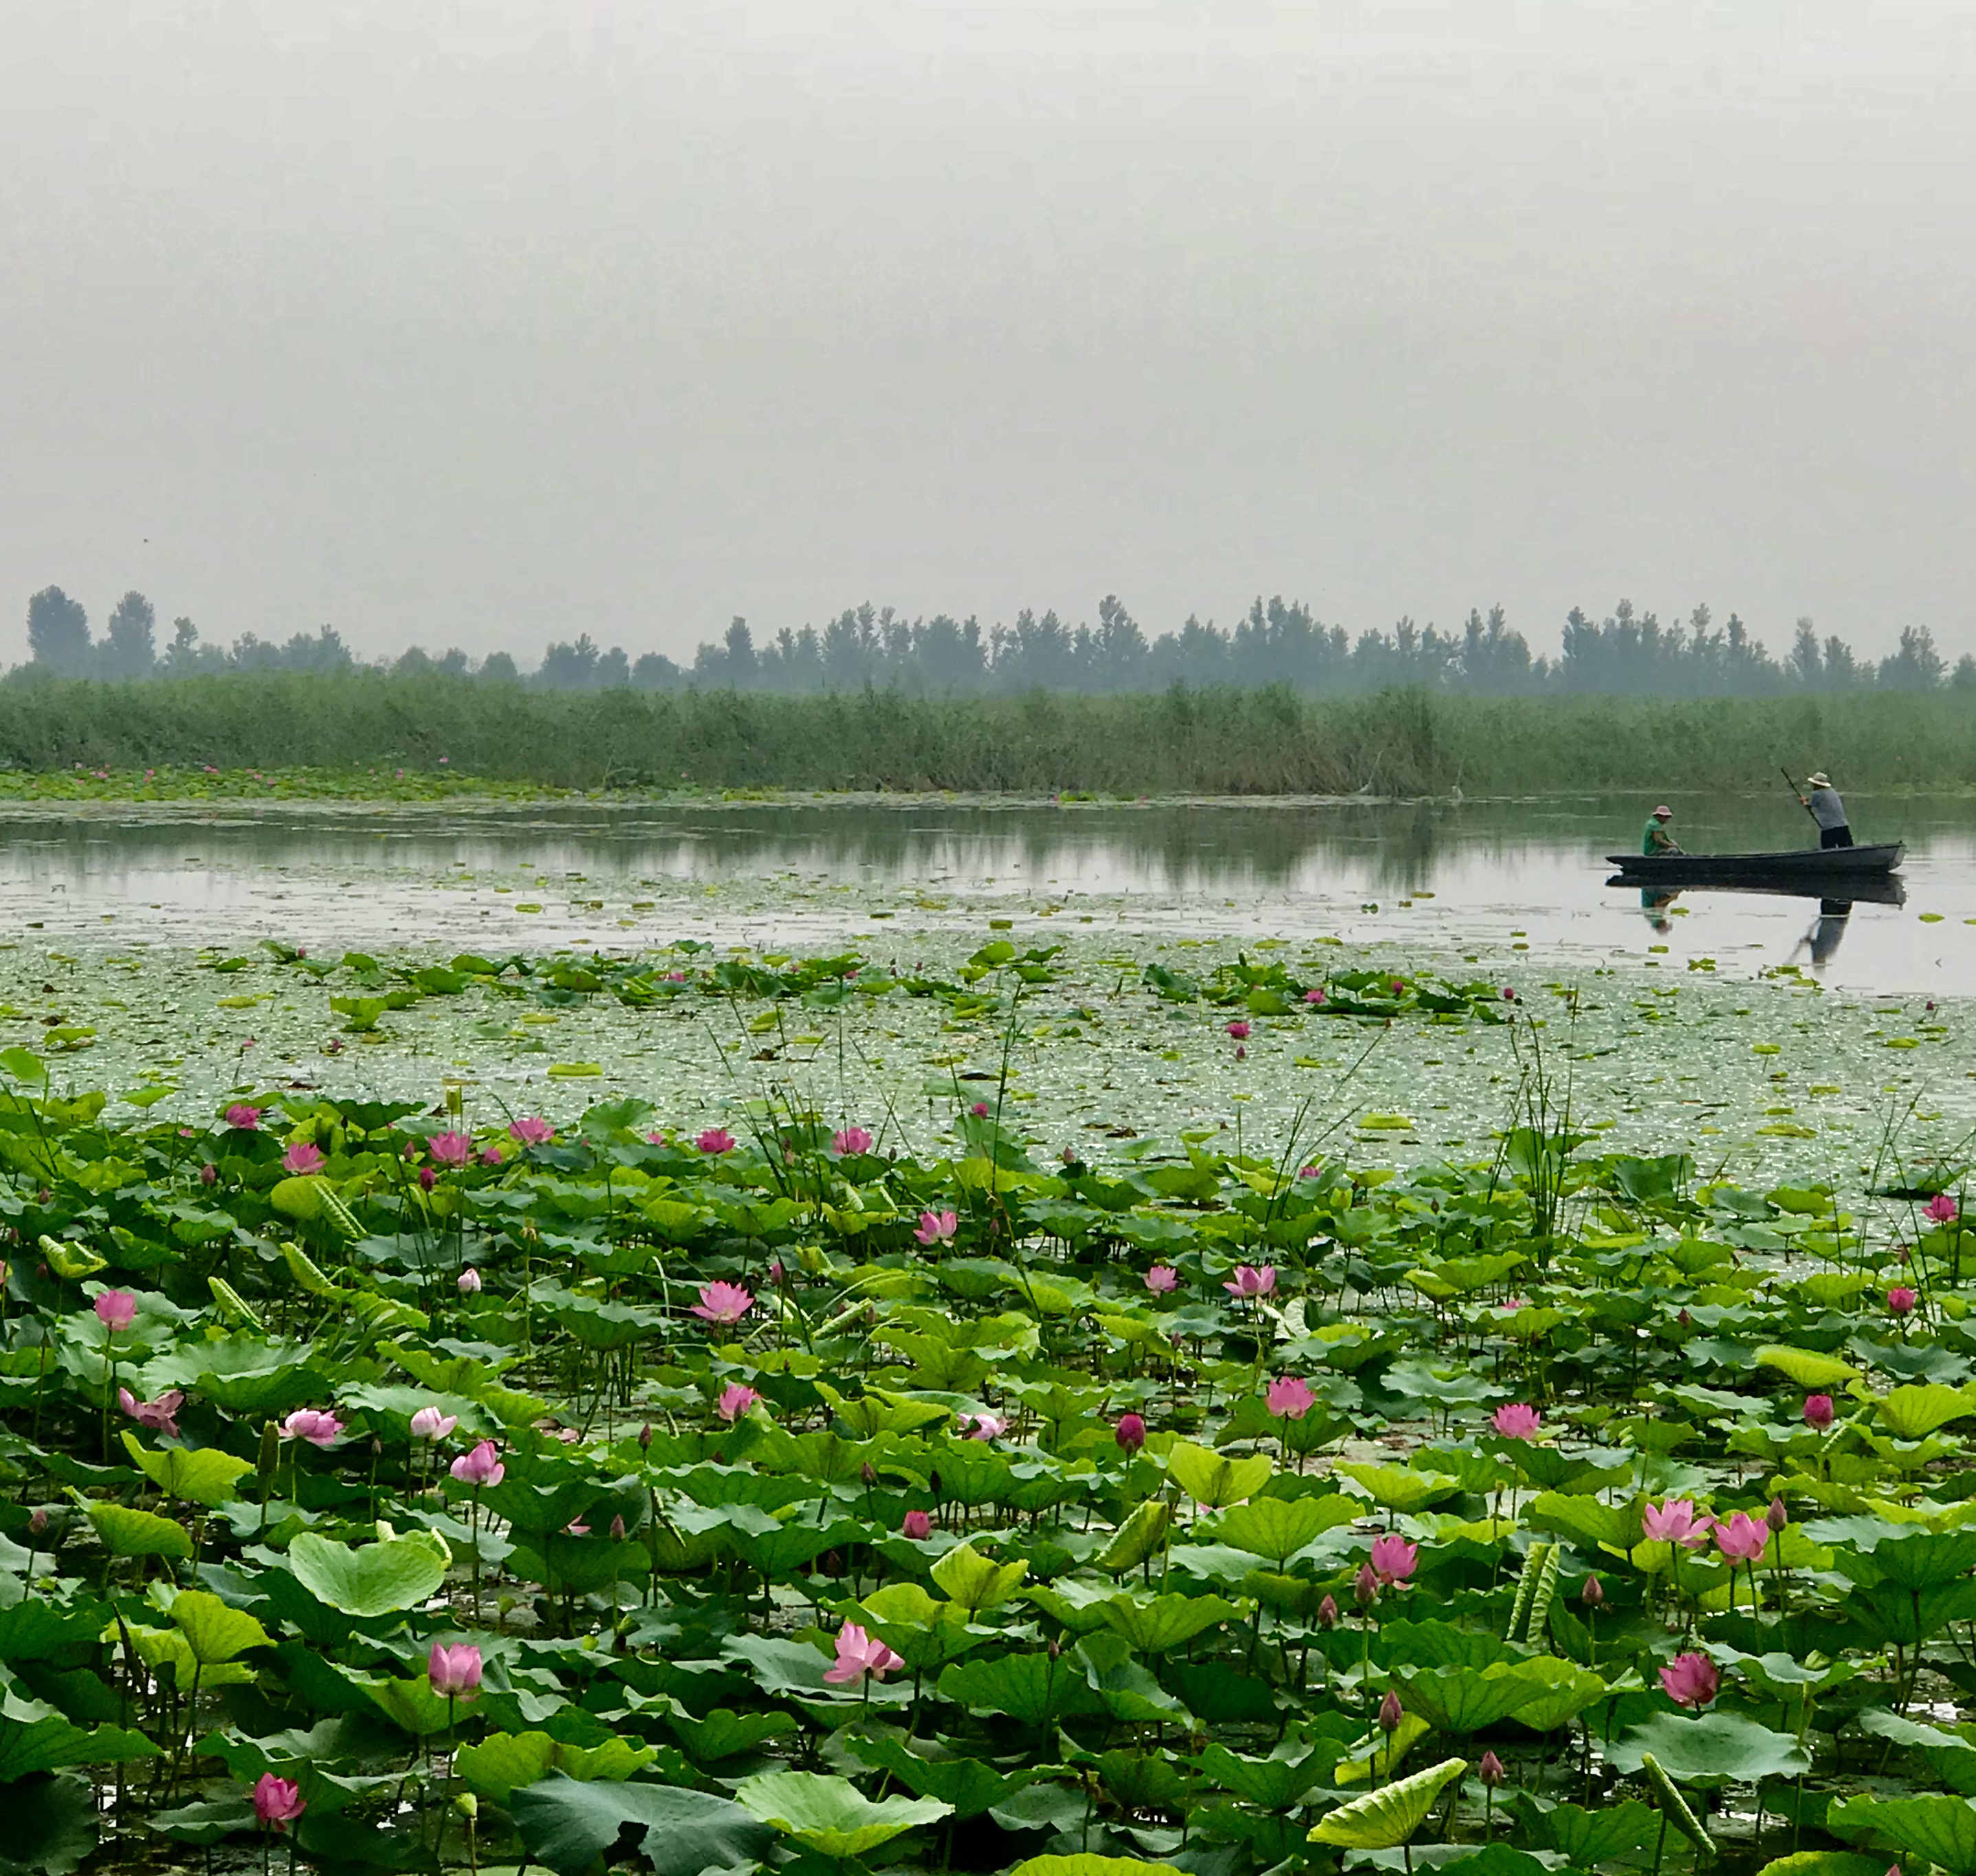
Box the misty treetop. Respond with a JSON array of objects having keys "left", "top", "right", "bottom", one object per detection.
[{"left": 21, "top": 583, "right": 1971, "bottom": 696}]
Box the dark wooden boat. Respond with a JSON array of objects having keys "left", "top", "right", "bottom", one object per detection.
[{"left": 1607, "top": 841, "right": 1904, "bottom": 885}]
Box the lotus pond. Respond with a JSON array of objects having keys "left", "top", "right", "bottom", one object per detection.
[{"left": 7, "top": 795, "right": 1976, "bottom": 1876}]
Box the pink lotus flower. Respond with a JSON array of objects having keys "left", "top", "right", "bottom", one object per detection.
[
  {"left": 1266, "top": 1376, "right": 1315, "bottom": 1420},
  {"left": 253, "top": 1774, "right": 305, "bottom": 1832},
  {"left": 696, "top": 1128, "right": 736, "bottom": 1155},
  {"left": 1304, "top": 987, "right": 1326, "bottom": 1004},
  {"left": 450, "top": 1439, "right": 504, "bottom": 1486},
  {"left": 566, "top": 1521, "right": 589, "bottom": 1536},
  {"left": 966, "top": 1412, "right": 1009, "bottom": 1442},
  {"left": 901, "top": 1510, "right": 932, "bottom": 1540},
  {"left": 1641, "top": 1499, "right": 1711, "bottom": 1548},
  {"left": 281, "top": 1141, "right": 325, "bottom": 1176},
  {"left": 419, "top": 1167, "right": 436, "bottom": 1191},
  {"left": 1115, "top": 1412, "right": 1147, "bottom": 1453},
  {"left": 1803, "top": 1393, "right": 1835, "bottom": 1430},
  {"left": 823, "top": 1620, "right": 904, "bottom": 1686},
  {"left": 1227, "top": 1020, "right": 1251, "bottom": 1040},
  {"left": 1369, "top": 1533, "right": 1419, "bottom": 1587},
  {"left": 1491, "top": 1403, "right": 1541, "bottom": 1440},
  {"left": 281, "top": 1407, "right": 344, "bottom": 1448},
  {"left": 457, "top": 1267, "right": 482, "bottom": 1295},
  {"left": 1660, "top": 1651, "right": 1720, "bottom": 1709},
  {"left": 692, "top": 1280, "right": 754, "bottom": 1326},
  {"left": 1144, "top": 1265, "right": 1179, "bottom": 1293},
  {"left": 1390, "top": 980, "right": 1405, "bottom": 996},
  {"left": 118, "top": 1387, "right": 184, "bottom": 1437},
  {"left": 94, "top": 1290, "right": 138, "bottom": 1332},
  {"left": 1502, "top": 986, "right": 1516, "bottom": 1001},
  {"left": 409, "top": 1405, "right": 457, "bottom": 1441},
  {"left": 914, "top": 1209, "right": 958, "bottom": 1245},
  {"left": 716, "top": 1383, "right": 761, "bottom": 1422},
  {"left": 479, "top": 1146, "right": 504, "bottom": 1165},
  {"left": 832, "top": 1126, "right": 875, "bottom": 1156},
  {"left": 969, "top": 1101, "right": 989, "bottom": 1117},
  {"left": 223, "top": 1104, "right": 261, "bottom": 1130},
  {"left": 1713, "top": 1511, "right": 1769, "bottom": 1563},
  {"left": 427, "top": 1642, "right": 483, "bottom": 1699},
  {"left": 1889, "top": 1285, "right": 1918, "bottom": 1317},
  {"left": 509, "top": 1116, "right": 555, "bottom": 1146},
  {"left": 1223, "top": 1264, "right": 1276, "bottom": 1301},
  {"left": 1925, "top": 1193, "right": 1959, "bottom": 1224},
  {"left": 428, "top": 1131, "right": 473, "bottom": 1168}
]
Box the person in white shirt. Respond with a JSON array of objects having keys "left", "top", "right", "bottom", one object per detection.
[{"left": 1798, "top": 772, "right": 1852, "bottom": 850}]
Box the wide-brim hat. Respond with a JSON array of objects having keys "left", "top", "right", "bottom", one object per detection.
[
  {"left": 1808, "top": 772, "right": 1832, "bottom": 787},
  {"left": 1652, "top": 805, "right": 1673, "bottom": 818}
]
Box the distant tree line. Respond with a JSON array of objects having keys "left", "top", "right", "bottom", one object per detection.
[{"left": 20, "top": 584, "right": 1974, "bottom": 696}]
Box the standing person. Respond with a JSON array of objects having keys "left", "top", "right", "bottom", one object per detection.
[
  {"left": 1641, "top": 805, "right": 1680, "bottom": 856},
  {"left": 1798, "top": 772, "right": 1852, "bottom": 849}
]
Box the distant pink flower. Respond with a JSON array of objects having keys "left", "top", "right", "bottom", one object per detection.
[
  {"left": 457, "top": 1267, "right": 482, "bottom": 1295},
  {"left": 1492, "top": 1403, "right": 1541, "bottom": 1440},
  {"left": 479, "top": 1145, "right": 503, "bottom": 1165},
  {"left": 1226, "top": 1019, "right": 1251, "bottom": 1040},
  {"left": 1925, "top": 1193, "right": 1959, "bottom": 1224},
  {"left": 646, "top": 1129, "right": 668, "bottom": 1145},
  {"left": 94, "top": 1290, "right": 138, "bottom": 1332},
  {"left": 696, "top": 1128, "right": 736, "bottom": 1155},
  {"left": 1223, "top": 1264, "right": 1276, "bottom": 1301},
  {"left": 914, "top": 1209, "right": 958, "bottom": 1245},
  {"left": 418, "top": 1166, "right": 436, "bottom": 1191},
  {"left": 901, "top": 1510, "right": 933, "bottom": 1540},
  {"left": 509, "top": 1116, "right": 555, "bottom": 1145},
  {"left": 833, "top": 1126, "right": 875, "bottom": 1156},
  {"left": 281, "top": 1407, "right": 343, "bottom": 1448},
  {"left": 1144, "top": 1265, "right": 1178, "bottom": 1293},
  {"left": 200, "top": 1162, "right": 217, "bottom": 1184},
  {"left": 118, "top": 1387, "right": 184, "bottom": 1437},
  {"left": 1115, "top": 1412, "right": 1147, "bottom": 1453},
  {"left": 428, "top": 1132, "right": 472, "bottom": 1168},
  {"left": 966, "top": 1412, "right": 1009, "bottom": 1442},
  {"left": 223, "top": 1104, "right": 261, "bottom": 1130},
  {"left": 1266, "top": 1376, "right": 1315, "bottom": 1420},
  {"left": 409, "top": 1405, "right": 457, "bottom": 1441},
  {"left": 1712, "top": 1511, "right": 1769, "bottom": 1563},
  {"left": 254, "top": 1774, "right": 305, "bottom": 1832},
  {"left": 1390, "top": 979, "right": 1405, "bottom": 995},
  {"left": 1642, "top": 1499, "right": 1711, "bottom": 1549},
  {"left": 692, "top": 1280, "right": 754, "bottom": 1325},
  {"left": 1803, "top": 1393, "right": 1835, "bottom": 1430},
  {"left": 1304, "top": 987, "right": 1326, "bottom": 1004},
  {"left": 970, "top": 1101, "right": 989, "bottom": 1117},
  {"left": 450, "top": 1440, "right": 504, "bottom": 1486},
  {"left": 823, "top": 1621, "right": 903, "bottom": 1686},
  {"left": 281, "top": 1141, "right": 325, "bottom": 1176},
  {"left": 1502, "top": 986, "right": 1516, "bottom": 1001},
  {"left": 1370, "top": 1533, "right": 1419, "bottom": 1587},
  {"left": 1660, "top": 1651, "right": 1720, "bottom": 1709},
  {"left": 1888, "top": 1285, "right": 1918, "bottom": 1317},
  {"left": 565, "top": 1521, "right": 589, "bottom": 1536},
  {"left": 428, "top": 1642, "right": 483, "bottom": 1699},
  {"left": 716, "top": 1383, "right": 761, "bottom": 1422}
]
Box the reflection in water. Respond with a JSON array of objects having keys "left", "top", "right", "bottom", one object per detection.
[
  {"left": 1639, "top": 887, "right": 1680, "bottom": 934},
  {"left": 1803, "top": 901, "right": 1854, "bottom": 969}
]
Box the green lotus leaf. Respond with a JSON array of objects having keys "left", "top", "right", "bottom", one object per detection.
[
  {"left": 852, "top": 1733, "right": 1041, "bottom": 1819},
  {"left": 736, "top": 1769, "right": 951, "bottom": 1859},
  {"left": 0, "top": 1773, "right": 97, "bottom": 1876},
  {"left": 168, "top": 1589, "right": 274, "bottom": 1665},
  {"left": 666, "top": 1705, "right": 798, "bottom": 1763},
  {"left": 1878, "top": 1382, "right": 1976, "bottom": 1439},
  {"left": 1096, "top": 1497, "right": 1172, "bottom": 1574},
  {"left": 120, "top": 1433, "right": 255, "bottom": 1508},
  {"left": 1209, "top": 1492, "right": 1357, "bottom": 1562},
  {"left": 1608, "top": 1712, "right": 1811, "bottom": 1783},
  {"left": 931, "top": 1539, "right": 1029, "bottom": 1613},
  {"left": 1756, "top": 1346, "right": 1861, "bottom": 1390},
  {"left": 1007, "top": 1859, "right": 1183, "bottom": 1876},
  {"left": 1827, "top": 1793, "right": 1976, "bottom": 1876},
  {"left": 1167, "top": 1439, "right": 1273, "bottom": 1507},
  {"left": 286, "top": 1527, "right": 451, "bottom": 1618},
  {"left": 510, "top": 1774, "right": 773, "bottom": 1876},
  {"left": 455, "top": 1730, "right": 657, "bottom": 1802},
  {"left": 938, "top": 1651, "right": 1106, "bottom": 1728},
  {"left": 1101, "top": 1590, "right": 1241, "bottom": 1653},
  {"left": 1308, "top": 1755, "right": 1467, "bottom": 1848},
  {"left": 88, "top": 1503, "right": 192, "bottom": 1560},
  {"left": 1332, "top": 1460, "right": 1462, "bottom": 1513},
  {"left": 1757, "top": 1854, "right": 1907, "bottom": 1876}
]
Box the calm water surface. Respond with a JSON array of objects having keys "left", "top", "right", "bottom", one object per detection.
[{"left": 3, "top": 795, "right": 1974, "bottom": 994}]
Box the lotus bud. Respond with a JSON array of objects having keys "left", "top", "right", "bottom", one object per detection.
[
  {"left": 610, "top": 1514, "right": 626, "bottom": 1541},
  {"left": 1581, "top": 1573, "right": 1605, "bottom": 1607},
  {"left": 1767, "top": 1496, "right": 1789, "bottom": 1532},
  {"left": 821, "top": 1551, "right": 841, "bottom": 1577},
  {"left": 1046, "top": 1637, "right": 1062, "bottom": 1662},
  {"left": 860, "top": 1462, "right": 877, "bottom": 1488},
  {"left": 1478, "top": 1750, "right": 1506, "bottom": 1787},
  {"left": 258, "top": 1420, "right": 281, "bottom": 1479},
  {"left": 638, "top": 1422, "right": 653, "bottom": 1449},
  {"left": 1378, "top": 1688, "right": 1403, "bottom": 1734},
  {"left": 371, "top": 1437, "right": 383, "bottom": 1457},
  {"left": 455, "top": 1793, "right": 478, "bottom": 1822},
  {"left": 1115, "top": 1412, "right": 1147, "bottom": 1455},
  {"left": 1803, "top": 1393, "right": 1835, "bottom": 1430},
  {"left": 1317, "top": 1593, "right": 1339, "bottom": 1629},
  {"left": 1677, "top": 1307, "right": 1691, "bottom": 1327},
  {"left": 28, "top": 1507, "right": 47, "bottom": 1537},
  {"left": 1354, "top": 1562, "right": 1379, "bottom": 1607}
]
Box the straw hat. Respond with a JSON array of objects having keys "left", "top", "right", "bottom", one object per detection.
[
  {"left": 1808, "top": 771, "right": 1832, "bottom": 788},
  {"left": 1651, "top": 805, "right": 1673, "bottom": 819}
]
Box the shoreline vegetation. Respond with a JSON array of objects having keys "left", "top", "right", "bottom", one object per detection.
[{"left": 2, "top": 677, "right": 1976, "bottom": 797}]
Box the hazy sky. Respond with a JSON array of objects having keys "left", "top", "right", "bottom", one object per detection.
[{"left": 3, "top": 1, "right": 1973, "bottom": 667}]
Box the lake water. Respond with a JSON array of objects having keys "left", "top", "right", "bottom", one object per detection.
[{"left": 3, "top": 793, "right": 1973, "bottom": 994}]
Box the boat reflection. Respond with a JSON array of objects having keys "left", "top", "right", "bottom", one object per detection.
[
  {"left": 1801, "top": 900, "right": 1854, "bottom": 969},
  {"left": 1605, "top": 868, "right": 1905, "bottom": 909}
]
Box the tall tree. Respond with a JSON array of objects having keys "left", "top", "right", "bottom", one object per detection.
[
  {"left": 100, "top": 591, "right": 157, "bottom": 677},
  {"left": 26, "top": 586, "right": 91, "bottom": 673}
]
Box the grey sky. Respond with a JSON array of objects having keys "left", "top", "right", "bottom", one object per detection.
[{"left": 3, "top": 1, "right": 1972, "bottom": 667}]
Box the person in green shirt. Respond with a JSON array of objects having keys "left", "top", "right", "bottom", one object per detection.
[{"left": 1642, "top": 804, "right": 1680, "bottom": 855}]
